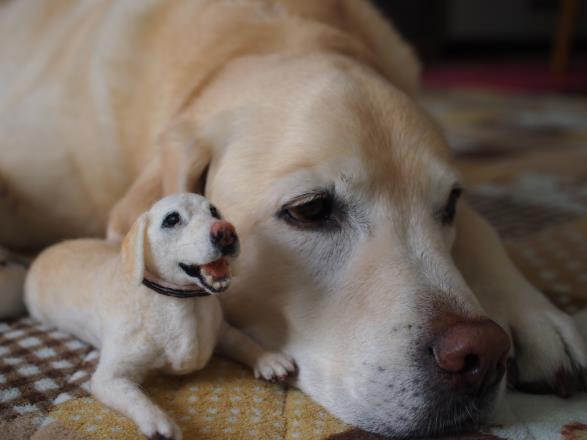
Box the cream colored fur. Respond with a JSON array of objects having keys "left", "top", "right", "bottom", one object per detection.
[
  {"left": 24, "top": 194, "right": 295, "bottom": 440},
  {"left": 1, "top": 0, "right": 586, "bottom": 437}
]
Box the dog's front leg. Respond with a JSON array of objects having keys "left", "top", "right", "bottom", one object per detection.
[
  {"left": 91, "top": 346, "right": 181, "bottom": 440},
  {"left": 453, "top": 202, "right": 587, "bottom": 396},
  {"left": 217, "top": 321, "right": 297, "bottom": 382}
]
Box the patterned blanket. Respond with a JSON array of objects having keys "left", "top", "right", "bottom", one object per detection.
[{"left": 1, "top": 88, "right": 587, "bottom": 440}]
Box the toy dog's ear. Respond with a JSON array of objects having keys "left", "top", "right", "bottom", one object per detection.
[
  {"left": 107, "top": 118, "right": 211, "bottom": 241},
  {"left": 121, "top": 213, "right": 148, "bottom": 285}
]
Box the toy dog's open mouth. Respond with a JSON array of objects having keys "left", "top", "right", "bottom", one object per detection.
[{"left": 179, "top": 258, "right": 231, "bottom": 293}]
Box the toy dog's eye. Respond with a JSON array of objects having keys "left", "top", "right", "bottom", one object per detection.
[
  {"left": 162, "top": 212, "right": 181, "bottom": 228},
  {"left": 210, "top": 205, "right": 221, "bottom": 219}
]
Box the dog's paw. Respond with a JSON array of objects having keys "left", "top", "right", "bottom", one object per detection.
[
  {"left": 507, "top": 306, "right": 587, "bottom": 397},
  {"left": 139, "top": 410, "right": 182, "bottom": 440},
  {"left": 253, "top": 351, "right": 297, "bottom": 383}
]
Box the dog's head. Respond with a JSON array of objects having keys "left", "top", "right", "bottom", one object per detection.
[
  {"left": 110, "top": 55, "right": 509, "bottom": 436},
  {"left": 206, "top": 57, "right": 512, "bottom": 437},
  {"left": 121, "top": 193, "right": 239, "bottom": 295}
]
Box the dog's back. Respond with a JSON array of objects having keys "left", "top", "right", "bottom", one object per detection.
[
  {"left": 25, "top": 239, "right": 119, "bottom": 347},
  {"left": 0, "top": 0, "right": 418, "bottom": 250}
]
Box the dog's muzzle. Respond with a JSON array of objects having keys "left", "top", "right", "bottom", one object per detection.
[{"left": 179, "top": 258, "right": 231, "bottom": 293}]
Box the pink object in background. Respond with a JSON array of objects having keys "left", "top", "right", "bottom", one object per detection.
[{"left": 424, "top": 61, "right": 587, "bottom": 93}]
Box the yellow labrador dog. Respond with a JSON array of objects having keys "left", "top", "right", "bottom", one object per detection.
[{"left": 1, "top": 0, "right": 585, "bottom": 437}]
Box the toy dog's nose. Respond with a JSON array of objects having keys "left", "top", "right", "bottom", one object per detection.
[{"left": 210, "top": 220, "right": 239, "bottom": 256}]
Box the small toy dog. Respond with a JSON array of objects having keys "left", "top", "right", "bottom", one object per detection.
[{"left": 25, "top": 193, "right": 295, "bottom": 440}]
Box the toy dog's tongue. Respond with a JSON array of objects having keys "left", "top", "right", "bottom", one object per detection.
[{"left": 201, "top": 258, "right": 230, "bottom": 280}]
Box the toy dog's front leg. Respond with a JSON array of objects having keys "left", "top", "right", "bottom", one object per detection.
[
  {"left": 217, "top": 321, "right": 297, "bottom": 382},
  {"left": 91, "top": 345, "right": 181, "bottom": 440}
]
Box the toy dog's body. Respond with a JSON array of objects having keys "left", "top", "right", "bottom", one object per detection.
[
  {"left": 27, "top": 239, "right": 221, "bottom": 374},
  {"left": 25, "top": 194, "right": 295, "bottom": 440}
]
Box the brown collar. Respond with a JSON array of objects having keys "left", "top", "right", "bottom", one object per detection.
[{"left": 142, "top": 275, "right": 211, "bottom": 299}]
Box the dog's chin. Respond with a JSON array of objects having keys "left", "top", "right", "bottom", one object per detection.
[{"left": 179, "top": 258, "right": 231, "bottom": 294}]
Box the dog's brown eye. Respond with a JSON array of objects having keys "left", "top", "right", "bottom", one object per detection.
[
  {"left": 441, "top": 187, "right": 462, "bottom": 225},
  {"left": 162, "top": 211, "right": 181, "bottom": 229},
  {"left": 280, "top": 195, "right": 335, "bottom": 229}
]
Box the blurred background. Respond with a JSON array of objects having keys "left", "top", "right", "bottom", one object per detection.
[{"left": 375, "top": 0, "right": 587, "bottom": 92}]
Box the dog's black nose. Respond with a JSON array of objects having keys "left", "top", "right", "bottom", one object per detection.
[
  {"left": 210, "top": 220, "right": 239, "bottom": 256},
  {"left": 430, "top": 318, "right": 510, "bottom": 395}
]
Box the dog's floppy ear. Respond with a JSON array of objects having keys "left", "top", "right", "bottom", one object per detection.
[
  {"left": 159, "top": 119, "right": 211, "bottom": 194},
  {"left": 121, "top": 213, "right": 148, "bottom": 285},
  {"left": 107, "top": 119, "right": 211, "bottom": 241}
]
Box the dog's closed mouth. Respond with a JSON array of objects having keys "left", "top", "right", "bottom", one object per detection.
[{"left": 179, "top": 259, "right": 231, "bottom": 293}]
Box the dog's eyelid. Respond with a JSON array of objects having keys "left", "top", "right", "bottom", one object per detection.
[
  {"left": 281, "top": 190, "right": 332, "bottom": 210},
  {"left": 438, "top": 184, "right": 463, "bottom": 225},
  {"left": 445, "top": 184, "right": 463, "bottom": 205},
  {"left": 276, "top": 189, "right": 343, "bottom": 231},
  {"left": 451, "top": 184, "right": 464, "bottom": 197}
]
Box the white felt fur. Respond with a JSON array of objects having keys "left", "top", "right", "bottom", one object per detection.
[{"left": 24, "top": 193, "right": 295, "bottom": 440}]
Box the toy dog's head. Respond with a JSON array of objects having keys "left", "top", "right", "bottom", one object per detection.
[{"left": 122, "top": 193, "right": 239, "bottom": 296}]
